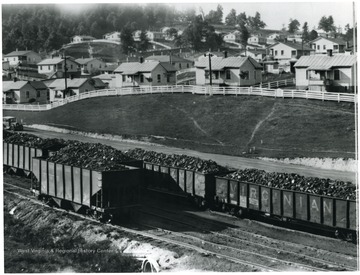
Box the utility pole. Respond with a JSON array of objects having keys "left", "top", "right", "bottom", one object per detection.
[
  {"left": 204, "top": 51, "right": 213, "bottom": 86},
  {"left": 63, "top": 53, "right": 68, "bottom": 99}
]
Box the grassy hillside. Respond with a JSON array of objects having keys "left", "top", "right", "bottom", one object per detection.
[{"left": 4, "top": 94, "right": 356, "bottom": 159}]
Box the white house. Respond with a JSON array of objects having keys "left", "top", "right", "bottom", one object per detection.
[
  {"left": 247, "top": 34, "right": 267, "bottom": 46},
  {"left": 286, "top": 31, "right": 303, "bottom": 43},
  {"left": 145, "top": 55, "right": 194, "bottom": 71},
  {"left": 294, "top": 53, "right": 357, "bottom": 92},
  {"left": 3, "top": 50, "right": 42, "bottom": 67},
  {"left": 267, "top": 41, "right": 314, "bottom": 73},
  {"left": 114, "top": 61, "right": 176, "bottom": 87},
  {"left": 310, "top": 37, "right": 347, "bottom": 55},
  {"left": 239, "top": 49, "right": 266, "bottom": 63},
  {"left": 103, "top": 31, "right": 121, "bottom": 42},
  {"left": 71, "top": 35, "right": 95, "bottom": 44},
  {"left": 224, "top": 31, "right": 241, "bottom": 43},
  {"left": 47, "top": 78, "right": 96, "bottom": 101},
  {"left": 37, "top": 57, "right": 80, "bottom": 78},
  {"left": 266, "top": 33, "right": 286, "bottom": 44},
  {"left": 194, "top": 56, "right": 262, "bottom": 86},
  {"left": 75, "top": 57, "right": 107, "bottom": 75},
  {"left": 3, "top": 80, "right": 47, "bottom": 104}
]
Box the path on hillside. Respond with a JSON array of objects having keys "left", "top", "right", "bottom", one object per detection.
[
  {"left": 245, "top": 103, "right": 277, "bottom": 149},
  {"left": 24, "top": 127, "right": 356, "bottom": 183},
  {"left": 169, "top": 104, "right": 224, "bottom": 146}
]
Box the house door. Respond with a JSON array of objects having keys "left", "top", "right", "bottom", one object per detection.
[{"left": 290, "top": 61, "right": 296, "bottom": 74}]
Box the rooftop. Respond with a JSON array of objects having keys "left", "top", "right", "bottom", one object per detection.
[
  {"left": 3, "top": 81, "right": 29, "bottom": 92},
  {"left": 48, "top": 78, "right": 89, "bottom": 90},
  {"left": 4, "top": 50, "right": 34, "bottom": 57},
  {"left": 114, "top": 61, "right": 176, "bottom": 74},
  {"left": 195, "top": 56, "right": 262, "bottom": 70},
  {"left": 294, "top": 54, "right": 357, "bottom": 69}
]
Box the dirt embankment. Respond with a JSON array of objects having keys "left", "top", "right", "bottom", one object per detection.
[{"left": 3, "top": 193, "right": 185, "bottom": 273}]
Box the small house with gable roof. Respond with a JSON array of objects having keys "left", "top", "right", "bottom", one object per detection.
[
  {"left": 294, "top": 53, "right": 357, "bottom": 92},
  {"left": 194, "top": 56, "right": 262, "bottom": 86},
  {"left": 114, "top": 61, "right": 176, "bottom": 87},
  {"left": 4, "top": 50, "right": 42, "bottom": 67},
  {"left": 310, "top": 37, "right": 347, "bottom": 55}
]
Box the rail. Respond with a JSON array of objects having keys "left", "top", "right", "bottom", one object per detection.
[
  {"left": 253, "top": 78, "right": 295, "bottom": 88},
  {"left": 3, "top": 85, "right": 356, "bottom": 111}
]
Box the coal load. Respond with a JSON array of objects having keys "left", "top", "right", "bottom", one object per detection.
[
  {"left": 225, "top": 169, "right": 356, "bottom": 200},
  {"left": 47, "top": 141, "right": 133, "bottom": 171},
  {"left": 4, "top": 132, "right": 68, "bottom": 151},
  {"left": 3, "top": 130, "right": 16, "bottom": 139},
  {"left": 125, "top": 148, "right": 229, "bottom": 174}
]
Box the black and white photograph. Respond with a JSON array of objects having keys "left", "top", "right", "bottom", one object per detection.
[{"left": 1, "top": 0, "right": 358, "bottom": 272}]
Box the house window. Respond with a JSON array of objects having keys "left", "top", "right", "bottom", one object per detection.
[
  {"left": 167, "top": 75, "right": 170, "bottom": 82},
  {"left": 334, "top": 69, "right": 340, "bottom": 80},
  {"left": 47, "top": 91, "right": 50, "bottom": 100},
  {"left": 323, "top": 45, "right": 326, "bottom": 50},
  {"left": 179, "top": 63, "right": 182, "bottom": 69},
  {"left": 334, "top": 45, "right": 339, "bottom": 50},
  {"left": 291, "top": 50, "right": 296, "bottom": 56},
  {"left": 26, "top": 91, "right": 30, "bottom": 99},
  {"left": 226, "top": 70, "right": 231, "bottom": 80},
  {"left": 157, "top": 74, "right": 161, "bottom": 83},
  {"left": 306, "top": 71, "right": 309, "bottom": 79},
  {"left": 36, "top": 90, "right": 40, "bottom": 98},
  {"left": 14, "top": 58, "right": 16, "bottom": 61},
  {"left": 187, "top": 64, "right": 189, "bottom": 68},
  {"left": 140, "top": 74, "right": 144, "bottom": 83},
  {"left": 122, "top": 75, "right": 126, "bottom": 82},
  {"left": 48, "top": 65, "right": 51, "bottom": 70},
  {"left": 317, "top": 45, "right": 320, "bottom": 50},
  {"left": 281, "top": 50, "right": 284, "bottom": 55},
  {"left": 275, "top": 50, "right": 278, "bottom": 56},
  {"left": 71, "top": 64, "right": 73, "bottom": 69},
  {"left": 40, "top": 66, "right": 42, "bottom": 70}
]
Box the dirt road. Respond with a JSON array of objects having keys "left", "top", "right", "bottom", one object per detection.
[{"left": 24, "top": 127, "right": 356, "bottom": 182}]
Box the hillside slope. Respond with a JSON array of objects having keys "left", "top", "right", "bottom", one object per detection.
[{"left": 4, "top": 94, "right": 356, "bottom": 158}]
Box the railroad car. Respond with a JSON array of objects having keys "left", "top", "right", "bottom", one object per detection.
[
  {"left": 31, "top": 157, "right": 142, "bottom": 221},
  {"left": 143, "top": 161, "right": 219, "bottom": 208},
  {"left": 3, "top": 141, "right": 55, "bottom": 176},
  {"left": 214, "top": 176, "right": 357, "bottom": 241}
]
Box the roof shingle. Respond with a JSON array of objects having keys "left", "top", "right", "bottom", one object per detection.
[{"left": 294, "top": 55, "right": 357, "bottom": 69}]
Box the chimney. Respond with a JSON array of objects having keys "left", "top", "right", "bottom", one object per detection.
[
  {"left": 327, "top": 49, "right": 333, "bottom": 57},
  {"left": 16, "top": 48, "right": 18, "bottom": 52},
  {"left": 224, "top": 51, "right": 228, "bottom": 58},
  {"left": 139, "top": 56, "right": 144, "bottom": 63}
]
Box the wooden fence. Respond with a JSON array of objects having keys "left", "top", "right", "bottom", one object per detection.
[{"left": 3, "top": 85, "right": 356, "bottom": 112}]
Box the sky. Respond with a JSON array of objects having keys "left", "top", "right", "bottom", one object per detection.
[{"left": 3, "top": 1, "right": 357, "bottom": 32}]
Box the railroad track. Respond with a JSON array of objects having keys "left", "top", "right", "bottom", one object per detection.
[
  {"left": 3, "top": 182, "right": 274, "bottom": 272},
  {"left": 139, "top": 205, "right": 357, "bottom": 271}
]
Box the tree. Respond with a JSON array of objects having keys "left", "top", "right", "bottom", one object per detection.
[
  {"left": 225, "top": 9, "right": 237, "bottom": 26},
  {"left": 318, "top": 15, "right": 336, "bottom": 34},
  {"left": 301, "top": 22, "right": 310, "bottom": 42},
  {"left": 236, "top": 12, "right": 247, "bottom": 27},
  {"left": 247, "top": 12, "right": 266, "bottom": 30},
  {"left": 238, "top": 24, "right": 250, "bottom": 49},
  {"left": 204, "top": 4, "right": 223, "bottom": 24},
  {"left": 165, "top": 27, "right": 179, "bottom": 41},
  {"left": 288, "top": 18, "right": 300, "bottom": 34},
  {"left": 120, "top": 24, "right": 135, "bottom": 55},
  {"left": 309, "top": 29, "right": 318, "bottom": 41},
  {"left": 138, "top": 30, "right": 150, "bottom": 52}
]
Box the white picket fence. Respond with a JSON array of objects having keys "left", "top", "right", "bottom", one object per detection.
[
  {"left": 3, "top": 85, "right": 356, "bottom": 112},
  {"left": 253, "top": 78, "right": 295, "bottom": 89}
]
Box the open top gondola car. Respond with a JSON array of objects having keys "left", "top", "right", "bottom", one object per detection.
[
  {"left": 214, "top": 175, "right": 357, "bottom": 241},
  {"left": 32, "top": 157, "right": 142, "bottom": 222}
]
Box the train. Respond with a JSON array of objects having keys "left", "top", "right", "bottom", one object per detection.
[{"left": 2, "top": 132, "right": 358, "bottom": 240}]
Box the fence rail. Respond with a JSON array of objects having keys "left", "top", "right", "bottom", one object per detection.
[
  {"left": 3, "top": 85, "right": 356, "bottom": 112},
  {"left": 253, "top": 78, "right": 295, "bottom": 88}
]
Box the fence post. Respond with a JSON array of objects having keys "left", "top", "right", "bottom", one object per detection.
[
  {"left": 285, "top": 79, "right": 287, "bottom": 86},
  {"left": 292, "top": 90, "right": 294, "bottom": 99},
  {"left": 322, "top": 92, "right": 325, "bottom": 101},
  {"left": 276, "top": 81, "right": 279, "bottom": 87},
  {"left": 306, "top": 90, "right": 308, "bottom": 100},
  {"left": 268, "top": 83, "right": 271, "bottom": 89},
  {"left": 338, "top": 93, "right": 340, "bottom": 103},
  {"left": 223, "top": 87, "right": 225, "bottom": 96}
]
